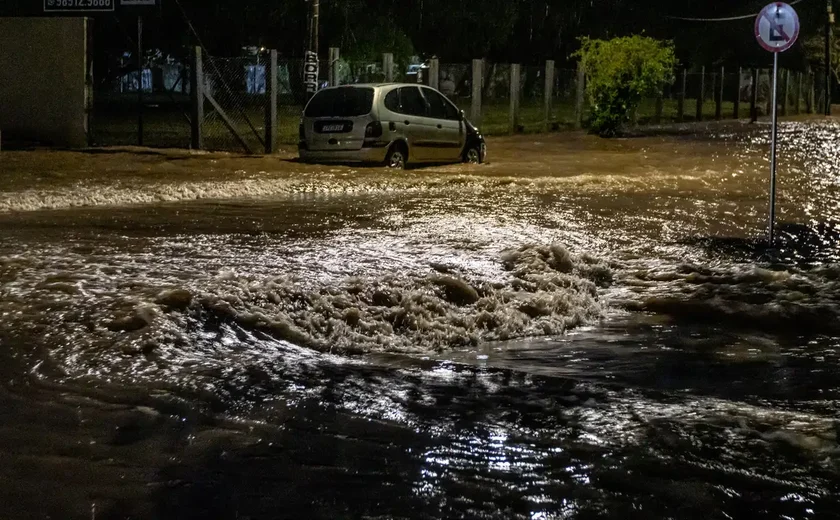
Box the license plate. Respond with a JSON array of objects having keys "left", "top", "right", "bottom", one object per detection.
[{"left": 321, "top": 124, "right": 347, "bottom": 132}]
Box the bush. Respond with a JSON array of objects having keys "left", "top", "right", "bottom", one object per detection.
[{"left": 575, "top": 35, "right": 676, "bottom": 137}]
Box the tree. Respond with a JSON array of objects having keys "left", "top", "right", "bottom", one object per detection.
[
  {"left": 804, "top": 34, "right": 840, "bottom": 83},
  {"left": 576, "top": 35, "right": 676, "bottom": 137}
]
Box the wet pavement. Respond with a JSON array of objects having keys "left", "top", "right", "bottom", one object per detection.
[{"left": 1, "top": 120, "right": 839, "bottom": 519}]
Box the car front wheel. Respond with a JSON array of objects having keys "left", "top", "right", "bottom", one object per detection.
[{"left": 463, "top": 143, "right": 484, "bottom": 164}]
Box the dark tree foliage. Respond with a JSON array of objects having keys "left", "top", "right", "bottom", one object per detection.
[{"left": 0, "top": 0, "right": 829, "bottom": 69}]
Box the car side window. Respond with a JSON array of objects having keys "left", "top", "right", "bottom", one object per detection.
[
  {"left": 399, "top": 87, "right": 428, "bottom": 117},
  {"left": 425, "top": 88, "right": 460, "bottom": 121},
  {"left": 384, "top": 89, "right": 401, "bottom": 113}
]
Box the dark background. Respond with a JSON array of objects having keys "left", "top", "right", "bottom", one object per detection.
[{"left": 0, "top": 0, "right": 831, "bottom": 68}]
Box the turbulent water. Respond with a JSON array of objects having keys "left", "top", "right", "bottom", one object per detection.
[{"left": 1, "top": 121, "right": 840, "bottom": 519}]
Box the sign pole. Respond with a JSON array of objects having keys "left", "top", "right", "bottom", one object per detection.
[
  {"left": 769, "top": 51, "right": 779, "bottom": 245},
  {"left": 137, "top": 15, "right": 144, "bottom": 147},
  {"left": 755, "top": 2, "right": 800, "bottom": 246}
]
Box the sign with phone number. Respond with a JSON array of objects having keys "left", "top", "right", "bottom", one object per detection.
[{"left": 44, "top": 0, "right": 115, "bottom": 12}]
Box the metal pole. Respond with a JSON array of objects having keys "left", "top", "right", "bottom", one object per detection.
[
  {"left": 769, "top": 52, "right": 779, "bottom": 245},
  {"left": 190, "top": 46, "right": 204, "bottom": 150},
  {"left": 137, "top": 16, "right": 144, "bottom": 146},
  {"left": 827, "top": 0, "right": 833, "bottom": 116},
  {"left": 313, "top": 0, "right": 319, "bottom": 58}
]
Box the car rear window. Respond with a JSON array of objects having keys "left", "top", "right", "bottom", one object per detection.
[{"left": 304, "top": 87, "right": 374, "bottom": 118}]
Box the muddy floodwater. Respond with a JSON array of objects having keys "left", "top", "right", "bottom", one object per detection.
[{"left": 1, "top": 121, "right": 840, "bottom": 519}]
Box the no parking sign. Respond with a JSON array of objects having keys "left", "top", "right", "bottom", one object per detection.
[
  {"left": 755, "top": 2, "right": 799, "bottom": 245},
  {"left": 755, "top": 2, "right": 800, "bottom": 53}
]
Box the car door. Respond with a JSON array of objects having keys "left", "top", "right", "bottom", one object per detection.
[
  {"left": 422, "top": 87, "right": 465, "bottom": 162},
  {"left": 396, "top": 86, "right": 436, "bottom": 162}
]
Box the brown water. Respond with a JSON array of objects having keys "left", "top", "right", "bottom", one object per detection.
[{"left": 1, "top": 121, "right": 839, "bottom": 519}]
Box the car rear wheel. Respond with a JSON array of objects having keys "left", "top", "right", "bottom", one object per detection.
[{"left": 385, "top": 143, "right": 408, "bottom": 169}]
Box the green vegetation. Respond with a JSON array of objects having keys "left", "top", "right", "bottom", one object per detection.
[{"left": 575, "top": 35, "right": 677, "bottom": 137}]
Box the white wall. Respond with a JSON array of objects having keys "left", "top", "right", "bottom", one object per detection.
[{"left": 0, "top": 17, "right": 88, "bottom": 147}]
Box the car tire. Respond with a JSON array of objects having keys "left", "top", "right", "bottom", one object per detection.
[
  {"left": 385, "top": 143, "right": 408, "bottom": 170},
  {"left": 463, "top": 142, "right": 484, "bottom": 164}
]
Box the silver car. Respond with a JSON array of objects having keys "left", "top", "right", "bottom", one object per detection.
[{"left": 298, "top": 84, "right": 486, "bottom": 168}]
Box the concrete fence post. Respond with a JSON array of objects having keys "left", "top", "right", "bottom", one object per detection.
[
  {"left": 734, "top": 67, "right": 742, "bottom": 119},
  {"left": 575, "top": 62, "right": 586, "bottom": 128},
  {"left": 265, "top": 50, "right": 278, "bottom": 154},
  {"left": 543, "top": 59, "right": 554, "bottom": 131},
  {"left": 429, "top": 58, "right": 439, "bottom": 90},
  {"left": 715, "top": 66, "right": 724, "bottom": 120},
  {"left": 654, "top": 87, "right": 664, "bottom": 124},
  {"left": 677, "top": 69, "right": 687, "bottom": 121},
  {"left": 696, "top": 66, "right": 705, "bottom": 121},
  {"left": 766, "top": 69, "right": 773, "bottom": 117},
  {"left": 471, "top": 58, "right": 483, "bottom": 125},
  {"left": 383, "top": 53, "right": 394, "bottom": 82},
  {"left": 781, "top": 69, "right": 789, "bottom": 116},
  {"left": 510, "top": 63, "right": 521, "bottom": 133},
  {"left": 190, "top": 46, "right": 204, "bottom": 150},
  {"left": 750, "top": 68, "right": 759, "bottom": 122},
  {"left": 328, "top": 47, "right": 340, "bottom": 87},
  {"left": 795, "top": 72, "right": 802, "bottom": 115},
  {"left": 806, "top": 71, "right": 814, "bottom": 114}
]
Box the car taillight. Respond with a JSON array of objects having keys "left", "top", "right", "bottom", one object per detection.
[
  {"left": 365, "top": 121, "right": 382, "bottom": 138},
  {"left": 299, "top": 123, "right": 305, "bottom": 140}
]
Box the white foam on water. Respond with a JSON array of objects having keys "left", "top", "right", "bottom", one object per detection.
[{"left": 0, "top": 168, "right": 736, "bottom": 213}]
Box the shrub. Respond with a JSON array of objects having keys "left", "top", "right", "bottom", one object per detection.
[{"left": 575, "top": 35, "right": 676, "bottom": 137}]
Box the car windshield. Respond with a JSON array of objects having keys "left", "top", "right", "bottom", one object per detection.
[{"left": 304, "top": 87, "right": 374, "bottom": 118}]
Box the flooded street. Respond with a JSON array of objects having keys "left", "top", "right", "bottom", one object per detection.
[{"left": 1, "top": 120, "right": 840, "bottom": 519}]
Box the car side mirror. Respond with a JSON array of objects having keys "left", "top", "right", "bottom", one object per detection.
[{"left": 459, "top": 109, "right": 465, "bottom": 121}]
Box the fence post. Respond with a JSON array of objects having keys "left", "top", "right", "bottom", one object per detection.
[
  {"left": 544, "top": 60, "right": 554, "bottom": 131},
  {"left": 328, "top": 47, "right": 340, "bottom": 87},
  {"left": 733, "top": 67, "right": 742, "bottom": 119},
  {"left": 696, "top": 66, "right": 705, "bottom": 121},
  {"left": 766, "top": 69, "right": 773, "bottom": 117},
  {"left": 190, "top": 46, "right": 204, "bottom": 150},
  {"left": 654, "top": 87, "right": 663, "bottom": 124},
  {"left": 429, "top": 58, "right": 439, "bottom": 90},
  {"left": 750, "top": 68, "right": 759, "bottom": 122},
  {"left": 677, "top": 68, "right": 686, "bottom": 121},
  {"left": 265, "top": 50, "right": 278, "bottom": 154},
  {"left": 575, "top": 62, "right": 585, "bottom": 129},
  {"left": 510, "top": 63, "right": 521, "bottom": 134},
  {"left": 781, "top": 69, "right": 789, "bottom": 116},
  {"left": 471, "top": 59, "right": 483, "bottom": 125},
  {"left": 714, "top": 66, "right": 723, "bottom": 120},
  {"left": 806, "top": 72, "right": 814, "bottom": 114},
  {"left": 795, "top": 72, "right": 802, "bottom": 115},
  {"left": 383, "top": 53, "right": 394, "bottom": 82}
]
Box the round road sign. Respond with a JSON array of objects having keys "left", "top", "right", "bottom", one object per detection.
[{"left": 755, "top": 2, "right": 800, "bottom": 53}]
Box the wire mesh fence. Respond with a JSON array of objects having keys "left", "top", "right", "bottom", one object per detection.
[
  {"left": 90, "top": 47, "right": 822, "bottom": 153},
  {"left": 90, "top": 58, "right": 192, "bottom": 149},
  {"left": 202, "top": 55, "right": 268, "bottom": 153},
  {"left": 552, "top": 68, "right": 580, "bottom": 128}
]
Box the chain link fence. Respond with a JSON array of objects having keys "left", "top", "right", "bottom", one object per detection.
[
  {"left": 91, "top": 46, "right": 822, "bottom": 153},
  {"left": 90, "top": 54, "right": 192, "bottom": 149},
  {"left": 202, "top": 55, "right": 268, "bottom": 153}
]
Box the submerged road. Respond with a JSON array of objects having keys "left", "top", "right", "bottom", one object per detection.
[{"left": 1, "top": 121, "right": 839, "bottom": 519}]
